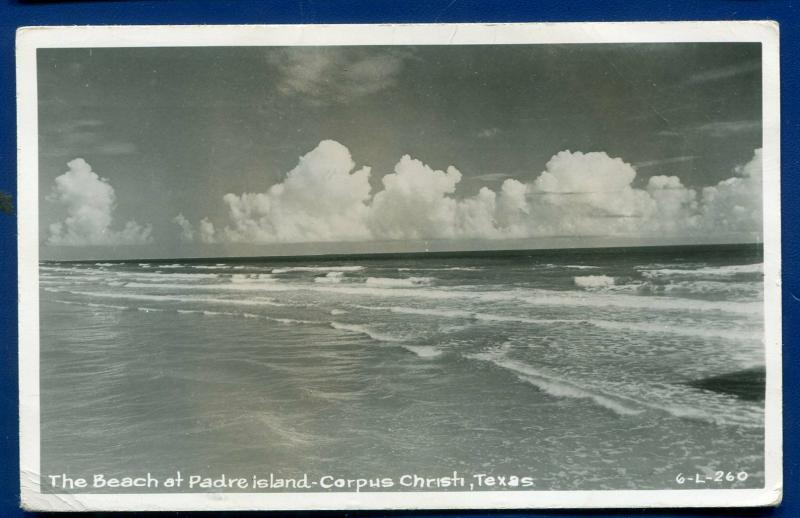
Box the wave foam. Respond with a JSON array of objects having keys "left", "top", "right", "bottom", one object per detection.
[
  {"left": 640, "top": 263, "right": 763, "bottom": 279},
  {"left": 86, "top": 302, "right": 128, "bottom": 310},
  {"left": 315, "top": 272, "right": 344, "bottom": 284},
  {"left": 365, "top": 276, "right": 433, "bottom": 288},
  {"left": 398, "top": 266, "right": 482, "bottom": 272},
  {"left": 329, "top": 322, "right": 404, "bottom": 342},
  {"left": 137, "top": 307, "right": 164, "bottom": 313},
  {"left": 68, "top": 290, "right": 288, "bottom": 308},
  {"left": 272, "top": 265, "right": 365, "bottom": 274},
  {"left": 574, "top": 275, "right": 615, "bottom": 288},
  {"left": 231, "top": 273, "right": 274, "bottom": 283},
  {"left": 362, "top": 304, "right": 758, "bottom": 341},
  {"left": 403, "top": 345, "right": 443, "bottom": 358},
  {"left": 467, "top": 351, "right": 642, "bottom": 417}
]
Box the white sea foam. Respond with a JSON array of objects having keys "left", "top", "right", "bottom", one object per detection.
[
  {"left": 329, "top": 322, "right": 404, "bottom": 342},
  {"left": 379, "top": 305, "right": 566, "bottom": 325},
  {"left": 574, "top": 275, "right": 615, "bottom": 288},
  {"left": 587, "top": 319, "right": 762, "bottom": 342},
  {"left": 231, "top": 273, "right": 274, "bottom": 283},
  {"left": 86, "top": 302, "right": 128, "bottom": 310},
  {"left": 138, "top": 263, "right": 151, "bottom": 268},
  {"left": 398, "top": 266, "right": 482, "bottom": 271},
  {"left": 76, "top": 275, "right": 759, "bottom": 316},
  {"left": 403, "top": 345, "right": 443, "bottom": 358},
  {"left": 137, "top": 307, "right": 164, "bottom": 313},
  {"left": 94, "top": 262, "right": 114, "bottom": 267},
  {"left": 115, "top": 272, "right": 220, "bottom": 282},
  {"left": 591, "top": 279, "right": 762, "bottom": 299},
  {"left": 68, "top": 290, "right": 288, "bottom": 307},
  {"left": 272, "top": 265, "right": 365, "bottom": 274},
  {"left": 662, "top": 280, "right": 762, "bottom": 298},
  {"left": 175, "top": 308, "right": 318, "bottom": 326},
  {"left": 640, "top": 263, "right": 763, "bottom": 279},
  {"left": 272, "top": 317, "right": 318, "bottom": 325},
  {"left": 361, "top": 304, "right": 758, "bottom": 341},
  {"left": 227, "top": 282, "right": 760, "bottom": 315},
  {"left": 537, "top": 263, "right": 600, "bottom": 270},
  {"left": 467, "top": 350, "right": 642, "bottom": 416},
  {"left": 315, "top": 272, "right": 344, "bottom": 284},
  {"left": 467, "top": 345, "right": 761, "bottom": 426},
  {"left": 365, "top": 276, "right": 433, "bottom": 287},
  {"left": 330, "top": 309, "right": 348, "bottom": 315}
]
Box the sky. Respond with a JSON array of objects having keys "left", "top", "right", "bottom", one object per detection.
[{"left": 37, "top": 43, "right": 763, "bottom": 260}]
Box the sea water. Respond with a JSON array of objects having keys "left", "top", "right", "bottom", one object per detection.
[{"left": 39, "top": 244, "right": 765, "bottom": 491}]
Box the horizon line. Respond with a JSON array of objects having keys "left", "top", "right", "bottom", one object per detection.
[{"left": 43, "top": 241, "right": 764, "bottom": 264}]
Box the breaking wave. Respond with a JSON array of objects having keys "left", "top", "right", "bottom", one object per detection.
[
  {"left": 315, "top": 272, "right": 344, "bottom": 284},
  {"left": 574, "top": 275, "right": 615, "bottom": 288},
  {"left": 329, "top": 322, "right": 405, "bottom": 342},
  {"left": 467, "top": 348, "right": 642, "bottom": 416},
  {"left": 272, "top": 266, "right": 365, "bottom": 274},
  {"left": 364, "top": 276, "right": 433, "bottom": 287},
  {"left": 639, "top": 263, "right": 763, "bottom": 279}
]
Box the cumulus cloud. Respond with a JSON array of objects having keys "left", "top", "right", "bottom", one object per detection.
[
  {"left": 222, "top": 140, "right": 372, "bottom": 243},
  {"left": 198, "top": 218, "right": 217, "bottom": 244},
  {"left": 190, "top": 140, "right": 762, "bottom": 245},
  {"left": 173, "top": 214, "right": 217, "bottom": 243},
  {"left": 174, "top": 213, "right": 195, "bottom": 242},
  {"left": 698, "top": 147, "right": 762, "bottom": 234},
  {"left": 47, "top": 158, "right": 152, "bottom": 246},
  {"left": 368, "top": 156, "right": 464, "bottom": 240}
]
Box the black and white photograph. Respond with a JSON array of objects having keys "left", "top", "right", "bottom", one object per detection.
[{"left": 17, "top": 22, "right": 781, "bottom": 511}]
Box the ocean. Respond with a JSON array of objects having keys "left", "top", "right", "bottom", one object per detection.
[{"left": 39, "top": 244, "right": 766, "bottom": 492}]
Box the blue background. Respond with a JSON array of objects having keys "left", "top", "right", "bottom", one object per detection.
[{"left": 0, "top": 1, "right": 795, "bottom": 517}]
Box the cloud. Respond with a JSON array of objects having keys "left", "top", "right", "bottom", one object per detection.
[
  {"left": 634, "top": 155, "right": 698, "bottom": 169},
  {"left": 692, "top": 120, "right": 761, "bottom": 137},
  {"left": 477, "top": 128, "right": 500, "bottom": 139},
  {"left": 192, "top": 140, "right": 762, "bottom": 245},
  {"left": 698, "top": 148, "right": 762, "bottom": 234},
  {"left": 47, "top": 158, "right": 152, "bottom": 246},
  {"left": 41, "top": 119, "right": 139, "bottom": 158},
  {"left": 222, "top": 140, "right": 372, "bottom": 243},
  {"left": 683, "top": 61, "right": 760, "bottom": 85},
  {"left": 198, "top": 218, "right": 217, "bottom": 244},
  {"left": 174, "top": 214, "right": 217, "bottom": 243},
  {"left": 470, "top": 172, "right": 512, "bottom": 182},
  {"left": 174, "top": 213, "right": 195, "bottom": 242},
  {"left": 660, "top": 120, "right": 761, "bottom": 138},
  {"left": 270, "top": 48, "right": 408, "bottom": 104}
]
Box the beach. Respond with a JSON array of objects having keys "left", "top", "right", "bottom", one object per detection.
[{"left": 39, "top": 244, "right": 765, "bottom": 491}]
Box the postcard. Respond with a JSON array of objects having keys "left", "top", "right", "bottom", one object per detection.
[{"left": 16, "top": 21, "right": 781, "bottom": 511}]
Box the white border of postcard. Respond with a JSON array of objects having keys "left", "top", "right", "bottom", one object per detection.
[{"left": 16, "top": 21, "right": 782, "bottom": 511}]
